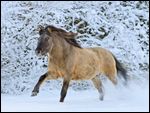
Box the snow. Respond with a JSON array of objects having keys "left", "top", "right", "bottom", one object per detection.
[{"left": 2, "top": 83, "right": 149, "bottom": 112}]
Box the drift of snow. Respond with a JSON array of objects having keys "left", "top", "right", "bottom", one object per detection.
[{"left": 2, "top": 82, "right": 149, "bottom": 112}]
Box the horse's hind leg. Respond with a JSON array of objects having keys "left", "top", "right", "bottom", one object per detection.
[
  {"left": 107, "top": 73, "right": 117, "bottom": 85},
  {"left": 31, "top": 72, "right": 48, "bottom": 96},
  {"left": 92, "top": 75, "right": 104, "bottom": 101}
]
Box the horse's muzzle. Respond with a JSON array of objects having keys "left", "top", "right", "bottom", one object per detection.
[
  {"left": 35, "top": 49, "right": 47, "bottom": 56},
  {"left": 35, "top": 49, "right": 43, "bottom": 56}
]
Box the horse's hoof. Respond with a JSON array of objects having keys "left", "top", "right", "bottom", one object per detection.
[
  {"left": 31, "top": 91, "right": 38, "bottom": 97},
  {"left": 59, "top": 98, "right": 64, "bottom": 102},
  {"left": 99, "top": 96, "right": 104, "bottom": 101}
]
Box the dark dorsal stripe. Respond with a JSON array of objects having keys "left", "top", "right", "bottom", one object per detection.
[{"left": 45, "top": 25, "right": 82, "bottom": 48}]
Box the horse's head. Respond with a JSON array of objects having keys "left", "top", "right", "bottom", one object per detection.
[
  {"left": 35, "top": 25, "right": 53, "bottom": 56},
  {"left": 35, "top": 25, "right": 80, "bottom": 56}
]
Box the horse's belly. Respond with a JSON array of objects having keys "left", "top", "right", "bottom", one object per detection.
[
  {"left": 72, "top": 65, "right": 99, "bottom": 80},
  {"left": 72, "top": 74, "right": 95, "bottom": 80}
]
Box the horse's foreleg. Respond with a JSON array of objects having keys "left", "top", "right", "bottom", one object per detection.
[
  {"left": 31, "top": 72, "right": 48, "bottom": 96},
  {"left": 92, "top": 75, "right": 104, "bottom": 101},
  {"left": 59, "top": 79, "right": 70, "bottom": 102}
]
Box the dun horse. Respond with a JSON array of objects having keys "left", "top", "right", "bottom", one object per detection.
[{"left": 31, "top": 25, "right": 127, "bottom": 102}]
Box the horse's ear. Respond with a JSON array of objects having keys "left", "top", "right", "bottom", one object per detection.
[
  {"left": 65, "top": 32, "right": 78, "bottom": 39},
  {"left": 37, "top": 25, "right": 44, "bottom": 35},
  {"left": 47, "top": 27, "right": 52, "bottom": 33},
  {"left": 37, "top": 25, "right": 44, "bottom": 31}
]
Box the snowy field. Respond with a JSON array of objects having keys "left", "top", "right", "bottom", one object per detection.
[{"left": 2, "top": 83, "right": 149, "bottom": 112}]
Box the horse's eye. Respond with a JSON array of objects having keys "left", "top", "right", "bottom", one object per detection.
[{"left": 45, "top": 37, "right": 49, "bottom": 40}]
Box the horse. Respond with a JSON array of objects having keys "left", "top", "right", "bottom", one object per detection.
[{"left": 31, "top": 25, "right": 127, "bottom": 102}]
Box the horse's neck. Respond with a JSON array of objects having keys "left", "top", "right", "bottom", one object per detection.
[{"left": 49, "top": 36, "right": 72, "bottom": 63}]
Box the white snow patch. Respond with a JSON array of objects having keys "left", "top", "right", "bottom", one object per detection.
[{"left": 2, "top": 83, "right": 149, "bottom": 112}]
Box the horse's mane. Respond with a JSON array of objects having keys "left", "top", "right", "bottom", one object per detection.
[
  {"left": 45, "top": 25, "right": 82, "bottom": 48},
  {"left": 45, "top": 25, "right": 67, "bottom": 33}
]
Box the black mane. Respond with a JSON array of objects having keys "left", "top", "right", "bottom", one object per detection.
[
  {"left": 45, "top": 25, "right": 67, "bottom": 33},
  {"left": 65, "top": 38, "right": 82, "bottom": 48},
  {"left": 45, "top": 25, "right": 82, "bottom": 48}
]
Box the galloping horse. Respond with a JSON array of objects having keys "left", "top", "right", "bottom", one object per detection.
[{"left": 31, "top": 25, "right": 127, "bottom": 102}]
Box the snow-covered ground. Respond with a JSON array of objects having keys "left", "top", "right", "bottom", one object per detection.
[{"left": 2, "top": 82, "right": 149, "bottom": 112}]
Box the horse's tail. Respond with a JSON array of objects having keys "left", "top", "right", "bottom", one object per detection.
[{"left": 113, "top": 56, "right": 128, "bottom": 82}]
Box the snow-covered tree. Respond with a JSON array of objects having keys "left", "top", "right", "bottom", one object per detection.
[{"left": 1, "top": 1, "right": 149, "bottom": 94}]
